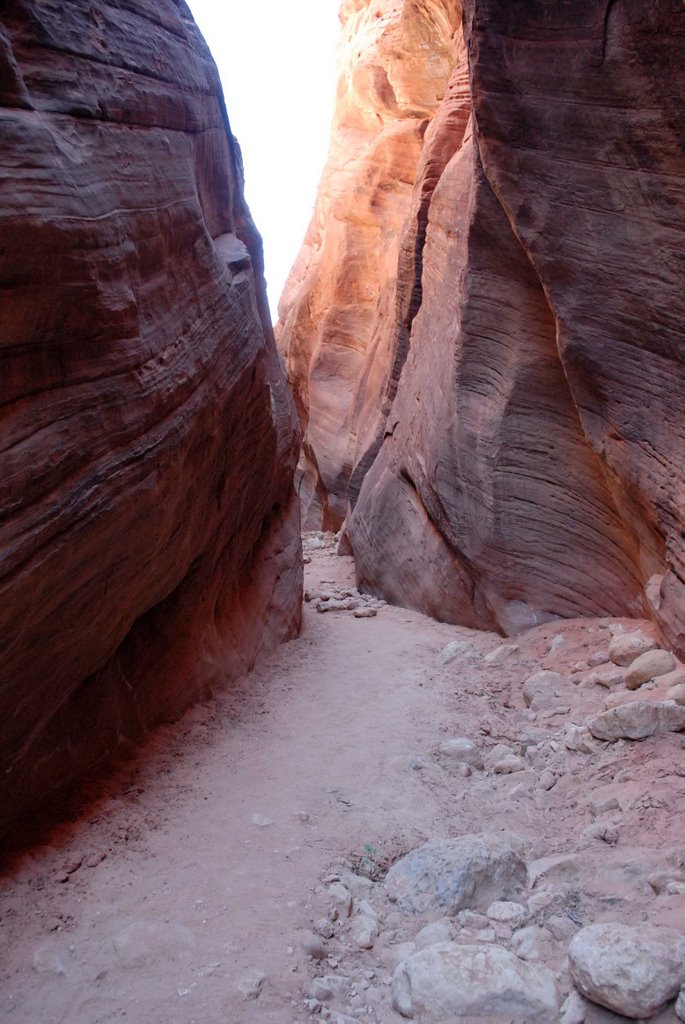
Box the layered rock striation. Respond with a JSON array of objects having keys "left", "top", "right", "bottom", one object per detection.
[
  {"left": 0, "top": 1, "right": 301, "bottom": 838},
  {"left": 279, "top": 0, "right": 685, "bottom": 650}
]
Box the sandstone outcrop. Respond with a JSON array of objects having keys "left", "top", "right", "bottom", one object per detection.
[
  {"left": 279, "top": 1, "right": 685, "bottom": 649},
  {"left": 277, "top": 0, "right": 461, "bottom": 530},
  {"left": 0, "top": 2, "right": 301, "bottom": 839}
]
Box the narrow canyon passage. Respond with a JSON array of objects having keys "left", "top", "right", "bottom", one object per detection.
[{"left": 2, "top": 539, "right": 685, "bottom": 1024}]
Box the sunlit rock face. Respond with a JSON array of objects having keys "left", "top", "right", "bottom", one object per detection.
[
  {"left": 280, "top": 0, "right": 685, "bottom": 649},
  {"left": 0, "top": 1, "right": 301, "bottom": 837},
  {"left": 277, "top": 0, "right": 461, "bottom": 529}
]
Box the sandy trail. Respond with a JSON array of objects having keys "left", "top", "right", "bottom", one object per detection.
[
  {"left": 0, "top": 544, "right": 458, "bottom": 1023},
  {"left": 2, "top": 540, "right": 685, "bottom": 1024}
]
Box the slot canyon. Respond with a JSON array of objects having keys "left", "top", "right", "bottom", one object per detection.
[{"left": 1, "top": 2, "right": 685, "bottom": 1023}]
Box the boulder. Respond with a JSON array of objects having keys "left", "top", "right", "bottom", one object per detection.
[
  {"left": 587, "top": 701, "right": 685, "bottom": 741},
  {"left": 392, "top": 942, "right": 559, "bottom": 1020},
  {"left": 568, "top": 922, "right": 685, "bottom": 1018},
  {"left": 439, "top": 738, "right": 483, "bottom": 769},
  {"left": 384, "top": 834, "right": 527, "bottom": 915},
  {"left": 523, "top": 670, "right": 570, "bottom": 710},
  {"left": 624, "top": 649, "right": 677, "bottom": 690},
  {"left": 608, "top": 632, "right": 660, "bottom": 668}
]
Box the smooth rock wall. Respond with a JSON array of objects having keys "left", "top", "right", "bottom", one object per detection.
[
  {"left": 280, "top": 0, "right": 685, "bottom": 648},
  {"left": 0, "top": 1, "right": 301, "bottom": 838}
]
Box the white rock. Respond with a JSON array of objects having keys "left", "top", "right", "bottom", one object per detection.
[
  {"left": 667, "top": 682, "right": 685, "bottom": 705},
  {"left": 523, "top": 670, "right": 570, "bottom": 709},
  {"left": 484, "top": 644, "right": 520, "bottom": 666},
  {"left": 439, "top": 737, "right": 483, "bottom": 769},
  {"left": 384, "top": 834, "right": 527, "bottom": 915},
  {"left": 510, "top": 925, "right": 553, "bottom": 962},
  {"left": 624, "top": 648, "right": 677, "bottom": 689},
  {"left": 608, "top": 631, "right": 658, "bottom": 667},
  {"left": 560, "top": 989, "right": 588, "bottom": 1024},
  {"left": 437, "top": 640, "right": 478, "bottom": 666},
  {"left": 538, "top": 769, "right": 557, "bottom": 791},
  {"left": 676, "top": 986, "right": 685, "bottom": 1021},
  {"left": 351, "top": 914, "right": 379, "bottom": 949},
  {"left": 414, "top": 918, "right": 455, "bottom": 950},
  {"left": 588, "top": 650, "right": 610, "bottom": 668},
  {"left": 484, "top": 742, "right": 516, "bottom": 769},
  {"left": 301, "top": 932, "right": 327, "bottom": 959},
  {"left": 564, "top": 724, "right": 599, "bottom": 753},
  {"left": 353, "top": 606, "right": 377, "bottom": 618},
  {"left": 314, "top": 917, "right": 335, "bottom": 939},
  {"left": 587, "top": 700, "right": 685, "bottom": 741},
  {"left": 568, "top": 922, "right": 685, "bottom": 1018},
  {"left": 493, "top": 754, "right": 526, "bottom": 774},
  {"left": 586, "top": 665, "right": 624, "bottom": 688},
  {"left": 236, "top": 968, "right": 266, "bottom": 1000},
  {"left": 328, "top": 883, "right": 353, "bottom": 917},
  {"left": 391, "top": 942, "right": 559, "bottom": 1021},
  {"left": 548, "top": 634, "right": 566, "bottom": 652},
  {"left": 487, "top": 900, "right": 528, "bottom": 926}
]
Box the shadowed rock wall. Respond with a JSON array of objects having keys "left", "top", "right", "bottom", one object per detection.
[
  {"left": 280, "top": 0, "right": 685, "bottom": 650},
  {"left": 0, "top": 0, "right": 301, "bottom": 837}
]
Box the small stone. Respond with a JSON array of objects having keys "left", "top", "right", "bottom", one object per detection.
[
  {"left": 439, "top": 738, "right": 483, "bottom": 769},
  {"left": 667, "top": 683, "right": 685, "bottom": 705},
  {"left": 676, "top": 987, "right": 685, "bottom": 1021},
  {"left": 581, "top": 822, "right": 619, "bottom": 845},
  {"left": 588, "top": 651, "right": 610, "bottom": 668},
  {"left": 413, "top": 918, "right": 454, "bottom": 950},
  {"left": 538, "top": 769, "right": 557, "bottom": 791},
  {"left": 624, "top": 649, "right": 677, "bottom": 690},
  {"left": 484, "top": 644, "right": 520, "bottom": 666},
  {"left": 328, "top": 883, "right": 353, "bottom": 917},
  {"left": 236, "top": 969, "right": 266, "bottom": 1000},
  {"left": 484, "top": 743, "right": 515, "bottom": 769},
  {"left": 510, "top": 925, "right": 554, "bottom": 962},
  {"left": 560, "top": 989, "right": 588, "bottom": 1024},
  {"left": 493, "top": 754, "right": 526, "bottom": 774},
  {"left": 548, "top": 634, "right": 566, "bottom": 652},
  {"left": 486, "top": 900, "right": 528, "bottom": 926},
  {"left": 608, "top": 631, "right": 659, "bottom": 667},
  {"left": 314, "top": 917, "right": 335, "bottom": 940},
  {"left": 353, "top": 607, "right": 377, "bottom": 618},
  {"left": 438, "top": 640, "right": 478, "bottom": 666},
  {"left": 569, "top": 922, "right": 685, "bottom": 1018},
  {"left": 351, "top": 914, "right": 379, "bottom": 949},
  {"left": 309, "top": 978, "right": 334, "bottom": 1003},
  {"left": 523, "top": 671, "right": 570, "bottom": 710},
  {"left": 586, "top": 665, "right": 624, "bottom": 689}
]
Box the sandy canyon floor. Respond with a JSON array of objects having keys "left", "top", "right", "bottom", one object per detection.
[{"left": 1, "top": 536, "right": 685, "bottom": 1023}]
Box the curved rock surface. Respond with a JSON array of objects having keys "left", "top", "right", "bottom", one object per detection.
[
  {"left": 279, "top": 0, "right": 685, "bottom": 649},
  {"left": 0, "top": 2, "right": 301, "bottom": 839},
  {"left": 277, "top": 0, "right": 461, "bottom": 530}
]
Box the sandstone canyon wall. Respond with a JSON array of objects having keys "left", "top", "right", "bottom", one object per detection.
[
  {"left": 0, "top": 0, "right": 301, "bottom": 839},
  {"left": 279, "top": 0, "right": 685, "bottom": 652}
]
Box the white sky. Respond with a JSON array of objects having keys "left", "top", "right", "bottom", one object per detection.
[{"left": 187, "top": 1, "right": 341, "bottom": 321}]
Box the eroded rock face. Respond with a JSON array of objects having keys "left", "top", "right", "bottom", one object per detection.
[
  {"left": 280, "top": 0, "right": 685, "bottom": 649},
  {"left": 277, "top": 0, "right": 461, "bottom": 530},
  {"left": 0, "top": 2, "right": 301, "bottom": 838}
]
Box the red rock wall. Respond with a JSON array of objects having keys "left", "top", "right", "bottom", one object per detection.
[
  {"left": 280, "top": 1, "right": 685, "bottom": 651},
  {"left": 277, "top": 0, "right": 461, "bottom": 529},
  {"left": 0, "top": 1, "right": 301, "bottom": 838}
]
